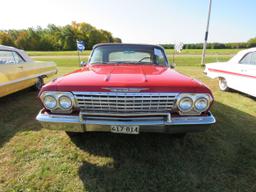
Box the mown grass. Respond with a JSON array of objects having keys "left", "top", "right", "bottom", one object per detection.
[
  {"left": 0, "top": 55, "right": 255, "bottom": 191},
  {"left": 36, "top": 55, "right": 230, "bottom": 68},
  {"left": 168, "top": 48, "right": 241, "bottom": 55},
  {"left": 27, "top": 50, "right": 91, "bottom": 56},
  {"left": 27, "top": 49, "right": 241, "bottom": 57}
]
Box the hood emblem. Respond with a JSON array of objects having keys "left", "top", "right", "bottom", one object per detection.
[{"left": 103, "top": 88, "right": 149, "bottom": 93}]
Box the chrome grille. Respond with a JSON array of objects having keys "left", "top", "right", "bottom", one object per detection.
[{"left": 73, "top": 92, "right": 178, "bottom": 113}]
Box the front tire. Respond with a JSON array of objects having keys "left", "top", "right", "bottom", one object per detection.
[
  {"left": 34, "top": 77, "right": 44, "bottom": 90},
  {"left": 218, "top": 78, "right": 229, "bottom": 91}
]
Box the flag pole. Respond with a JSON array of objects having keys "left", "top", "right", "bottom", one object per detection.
[
  {"left": 201, "top": 0, "right": 212, "bottom": 66},
  {"left": 77, "top": 40, "right": 84, "bottom": 67},
  {"left": 77, "top": 50, "right": 81, "bottom": 67}
]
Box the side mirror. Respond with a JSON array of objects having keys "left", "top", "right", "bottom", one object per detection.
[{"left": 80, "top": 61, "right": 87, "bottom": 67}]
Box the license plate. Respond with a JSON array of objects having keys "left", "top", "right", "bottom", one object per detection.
[{"left": 110, "top": 125, "right": 140, "bottom": 134}]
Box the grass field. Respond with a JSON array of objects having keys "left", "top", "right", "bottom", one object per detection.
[
  {"left": 27, "top": 49, "right": 240, "bottom": 56},
  {"left": 28, "top": 50, "right": 92, "bottom": 57},
  {"left": 35, "top": 55, "right": 231, "bottom": 68},
  {"left": 0, "top": 52, "right": 256, "bottom": 191},
  {"left": 27, "top": 49, "right": 241, "bottom": 57}
]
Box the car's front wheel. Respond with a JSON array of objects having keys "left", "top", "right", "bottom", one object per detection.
[
  {"left": 34, "top": 77, "right": 44, "bottom": 90},
  {"left": 218, "top": 78, "right": 229, "bottom": 91}
]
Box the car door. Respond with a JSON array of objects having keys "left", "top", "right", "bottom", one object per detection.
[
  {"left": 18, "top": 49, "right": 56, "bottom": 81},
  {"left": 21, "top": 60, "right": 57, "bottom": 79},
  {"left": 226, "top": 51, "right": 256, "bottom": 96},
  {"left": 0, "top": 50, "right": 35, "bottom": 97},
  {"left": 237, "top": 52, "right": 256, "bottom": 97}
]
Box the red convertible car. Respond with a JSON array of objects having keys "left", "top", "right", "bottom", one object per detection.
[{"left": 36, "top": 44, "right": 215, "bottom": 135}]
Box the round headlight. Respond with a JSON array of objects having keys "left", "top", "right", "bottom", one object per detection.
[
  {"left": 44, "top": 95, "right": 57, "bottom": 109},
  {"left": 194, "top": 98, "right": 208, "bottom": 112},
  {"left": 59, "top": 96, "right": 72, "bottom": 110},
  {"left": 178, "top": 97, "right": 193, "bottom": 112}
]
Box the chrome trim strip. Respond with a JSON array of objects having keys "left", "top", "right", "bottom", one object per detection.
[
  {"left": 73, "top": 92, "right": 179, "bottom": 96},
  {"left": 78, "top": 100, "right": 175, "bottom": 104},
  {"left": 102, "top": 87, "right": 149, "bottom": 92},
  {"left": 37, "top": 111, "right": 81, "bottom": 123},
  {"left": 0, "top": 69, "right": 57, "bottom": 87},
  {"left": 80, "top": 112, "right": 171, "bottom": 117}
]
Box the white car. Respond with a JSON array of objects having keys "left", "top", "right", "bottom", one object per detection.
[{"left": 204, "top": 48, "right": 256, "bottom": 97}]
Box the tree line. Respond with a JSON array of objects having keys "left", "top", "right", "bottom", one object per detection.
[
  {"left": 1, "top": 21, "right": 255, "bottom": 51},
  {"left": 161, "top": 37, "right": 256, "bottom": 49},
  {"left": 0, "top": 22, "right": 122, "bottom": 51}
]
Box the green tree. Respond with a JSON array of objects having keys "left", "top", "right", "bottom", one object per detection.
[
  {"left": 113, "top": 37, "right": 122, "bottom": 43},
  {"left": 15, "top": 31, "right": 30, "bottom": 50},
  {"left": 0, "top": 22, "right": 122, "bottom": 51},
  {"left": 0, "top": 32, "right": 15, "bottom": 46},
  {"left": 247, "top": 37, "right": 256, "bottom": 48}
]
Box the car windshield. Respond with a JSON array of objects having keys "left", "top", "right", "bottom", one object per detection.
[{"left": 89, "top": 45, "right": 168, "bottom": 66}]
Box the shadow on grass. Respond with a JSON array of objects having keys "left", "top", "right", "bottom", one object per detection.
[
  {"left": 68, "top": 102, "right": 256, "bottom": 192},
  {"left": 228, "top": 89, "right": 256, "bottom": 101},
  {"left": 0, "top": 88, "right": 42, "bottom": 147}
]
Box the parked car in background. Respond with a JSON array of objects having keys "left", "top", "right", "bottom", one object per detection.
[
  {"left": 0, "top": 45, "right": 57, "bottom": 97},
  {"left": 204, "top": 48, "right": 256, "bottom": 97},
  {"left": 36, "top": 43, "right": 215, "bottom": 135}
]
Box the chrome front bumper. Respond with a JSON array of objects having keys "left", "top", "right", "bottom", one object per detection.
[{"left": 36, "top": 110, "right": 216, "bottom": 134}]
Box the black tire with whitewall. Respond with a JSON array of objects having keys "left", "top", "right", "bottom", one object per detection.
[
  {"left": 34, "top": 77, "right": 44, "bottom": 90},
  {"left": 218, "top": 78, "right": 229, "bottom": 91}
]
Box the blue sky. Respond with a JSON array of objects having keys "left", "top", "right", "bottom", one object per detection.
[{"left": 1, "top": 0, "right": 255, "bottom": 44}]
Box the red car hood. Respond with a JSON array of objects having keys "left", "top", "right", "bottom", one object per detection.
[{"left": 43, "top": 64, "right": 210, "bottom": 93}]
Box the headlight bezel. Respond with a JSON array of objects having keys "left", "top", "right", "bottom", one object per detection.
[
  {"left": 176, "top": 93, "right": 212, "bottom": 115},
  {"left": 40, "top": 91, "right": 76, "bottom": 113},
  {"left": 194, "top": 97, "right": 209, "bottom": 113},
  {"left": 177, "top": 96, "right": 194, "bottom": 112},
  {"left": 43, "top": 95, "right": 57, "bottom": 110},
  {"left": 59, "top": 95, "right": 73, "bottom": 110}
]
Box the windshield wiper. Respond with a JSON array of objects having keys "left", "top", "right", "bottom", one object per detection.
[
  {"left": 90, "top": 61, "right": 158, "bottom": 65},
  {"left": 90, "top": 62, "right": 120, "bottom": 64},
  {"left": 136, "top": 56, "right": 152, "bottom": 63}
]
